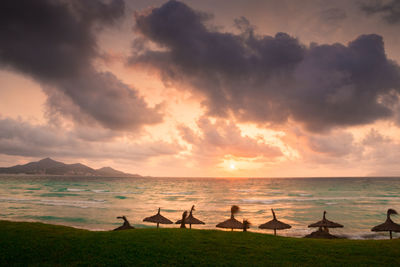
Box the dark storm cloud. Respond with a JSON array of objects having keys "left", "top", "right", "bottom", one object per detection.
[
  {"left": 319, "top": 8, "right": 347, "bottom": 22},
  {"left": 361, "top": 0, "right": 400, "bottom": 24},
  {"left": 0, "top": 0, "right": 162, "bottom": 130},
  {"left": 131, "top": 0, "right": 400, "bottom": 132}
]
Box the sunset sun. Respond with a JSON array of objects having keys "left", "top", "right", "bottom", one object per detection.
[{"left": 229, "top": 163, "right": 236, "bottom": 170}]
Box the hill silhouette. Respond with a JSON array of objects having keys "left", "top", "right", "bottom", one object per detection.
[{"left": 0, "top": 158, "right": 140, "bottom": 177}]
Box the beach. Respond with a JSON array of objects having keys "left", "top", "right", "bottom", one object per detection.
[{"left": 1, "top": 176, "right": 400, "bottom": 239}]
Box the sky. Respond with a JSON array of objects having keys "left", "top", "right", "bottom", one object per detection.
[{"left": 1, "top": 0, "right": 400, "bottom": 177}]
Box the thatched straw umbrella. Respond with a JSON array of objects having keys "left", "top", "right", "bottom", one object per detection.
[
  {"left": 371, "top": 209, "right": 400, "bottom": 239},
  {"left": 259, "top": 209, "right": 291, "bottom": 236},
  {"left": 304, "top": 228, "right": 338, "bottom": 239},
  {"left": 180, "top": 211, "right": 188, "bottom": 228},
  {"left": 216, "top": 205, "right": 243, "bottom": 231},
  {"left": 243, "top": 219, "right": 251, "bottom": 232},
  {"left": 143, "top": 208, "right": 173, "bottom": 228},
  {"left": 113, "top": 216, "right": 135, "bottom": 231},
  {"left": 176, "top": 205, "right": 205, "bottom": 229},
  {"left": 305, "top": 211, "right": 343, "bottom": 239},
  {"left": 308, "top": 211, "right": 343, "bottom": 230}
]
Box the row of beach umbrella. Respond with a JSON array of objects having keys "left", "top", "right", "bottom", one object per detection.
[{"left": 114, "top": 205, "right": 400, "bottom": 239}]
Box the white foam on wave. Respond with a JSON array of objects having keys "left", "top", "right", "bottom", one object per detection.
[
  {"left": 325, "top": 202, "right": 338, "bottom": 205},
  {"left": 343, "top": 233, "right": 388, "bottom": 240},
  {"left": 67, "top": 188, "right": 86, "bottom": 192},
  {"left": 241, "top": 199, "right": 276, "bottom": 204},
  {"left": 298, "top": 193, "right": 312, "bottom": 197},
  {"left": 91, "top": 189, "right": 109, "bottom": 193}
]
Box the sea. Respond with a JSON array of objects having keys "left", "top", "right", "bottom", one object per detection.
[{"left": 1, "top": 176, "right": 400, "bottom": 239}]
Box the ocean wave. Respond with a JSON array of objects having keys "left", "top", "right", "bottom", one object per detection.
[
  {"left": 55, "top": 188, "right": 68, "bottom": 192},
  {"left": 160, "top": 191, "right": 195, "bottom": 195},
  {"left": 325, "top": 202, "right": 338, "bottom": 205},
  {"left": 0, "top": 197, "right": 106, "bottom": 209},
  {"left": 40, "top": 193, "right": 80, "bottom": 197},
  {"left": 91, "top": 189, "right": 110, "bottom": 193},
  {"left": 162, "top": 209, "right": 179, "bottom": 213},
  {"left": 288, "top": 193, "right": 313, "bottom": 197},
  {"left": 89, "top": 199, "right": 106, "bottom": 202},
  {"left": 163, "top": 196, "right": 185, "bottom": 201},
  {"left": 67, "top": 188, "right": 87, "bottom": 192},
  {"left": 241, "top": 199, "right": 276, "bottom": 205},
  {"left": 23, "top": 215, "right": 88, "bottom": 223},
  {"left": 242, "top": 196, "right": 400, "bottom": 205},
  {"left": 342, "top": 233, "right": 388, "bottom": 240},
  {"left": 234, "top": 189, "right": 257, "bottom": 193},
  {"left": 262, "top": 228, "right": 387, "bottom": 240},
  {"left": 8, "top": 206, "right": 30, "bottom": 210},
  {"left": 90, "top": 189, "right": 139, "bottom": 194},
  {"left": 241, "top": 197, "right": 314, "bottom": 204}
]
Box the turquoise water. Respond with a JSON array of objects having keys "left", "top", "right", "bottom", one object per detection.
[{"left": 1, "top": 176, "right": 400, "bottom": 239}]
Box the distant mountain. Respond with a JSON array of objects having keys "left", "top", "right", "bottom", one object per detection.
[{"left": 0, "top": 158, "right": 141, "bottom": 177}]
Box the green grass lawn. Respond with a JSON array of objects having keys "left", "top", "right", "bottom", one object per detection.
[{"left": 1, "top": 220, "right": 400, "bottom": 266}]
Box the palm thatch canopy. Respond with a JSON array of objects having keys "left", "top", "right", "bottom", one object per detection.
[
  {"left": 216, "top": 205, "right": 243, "bottom": 230},
  {"left": 113, "top": 216, "right": 135, "bottom": 231},
  {"left": 308, "top": 211, "right": 343, "bottom": 229},
  {"left": 259, "top": 209, "right": 291, "bottom": 235},
  {"left": 304, "top": 228, "right": 338, "bottom": 239},
  {"left": 143, "top": 208, "right": 173, "bottom": 228},
  {"left": 176, "top": 205, "right": 205, "bottom": 229},
  {"left": 371, "top": 209, "right": 400, "bottom": 239},
  {"left": 216, "top": 217, "right": 243, "bottom": 229}
]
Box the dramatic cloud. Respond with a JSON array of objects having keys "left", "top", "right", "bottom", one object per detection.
[
  {"left": 280, "top": 126, "right": 400, "bottom": 175},
  {"left": 306, "top": 132, "right": 356, "bottom": 157},
  {"left": 179, "top": 117, "right": 282, "bottom": 165},
  {"left": 131, "top": 0, "right": 400, "bottom": 132},
  {"left": 281, "top": 127, "right": 360, "bottom": 165},
  {"left": 359, "top": 128, "right": 400, "bottom": 175},
  {"left": 0, "top": 117, "right": 180, "bottom": 161},
  {"left": 361, "top": 0, "right": 400, "bottom": 24},
  {"left": 0, "top": 0, "right": 162, "bottom": 130},
  {"left": 319, "top": 7, "right": 347, "bottom": 25}
]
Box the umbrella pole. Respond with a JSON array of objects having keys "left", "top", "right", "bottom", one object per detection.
[
  {"left": 390, "top": 230, "right": 392, "bottom": 239},
  {"left": 190, "top": 224, "right": 192, "bottom": 229},
  {"left": 274, "top": 229, "right": 276, "bottom": 236},
  {"left": 157, "top": 222, "right": 159, "bottom": 229}
]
